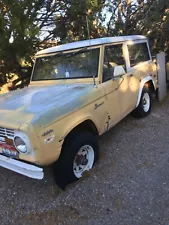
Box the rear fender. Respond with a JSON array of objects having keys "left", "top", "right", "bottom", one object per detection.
[{"left": 136, "top": 76, "right": 155, "bottom": 107}]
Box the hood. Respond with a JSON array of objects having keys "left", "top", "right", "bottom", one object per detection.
[{"left": 0, "top": 83, "right": 94, "bottom": 129}]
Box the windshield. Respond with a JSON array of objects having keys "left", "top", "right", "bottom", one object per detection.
[{"left": 32, "top": 48, "right": 100, "bottom": 81}]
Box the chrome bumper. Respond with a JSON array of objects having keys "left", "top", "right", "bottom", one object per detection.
[{"left": 0, "top": 155, "right": 44, "bottom": 180}]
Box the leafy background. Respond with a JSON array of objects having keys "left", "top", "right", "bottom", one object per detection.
[{"left": 0, "top": 0, "right": 169, "bottom": 92}]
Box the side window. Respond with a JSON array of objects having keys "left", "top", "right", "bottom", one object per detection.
[
  {"left": 103, "top": 44, "right": 126, "bottom": 82},
  {"left": 128, "top": 42, "right": 150, "bottom": 67}
]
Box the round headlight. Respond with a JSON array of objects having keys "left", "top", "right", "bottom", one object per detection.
[{"left": 14, "top": 136, "right": 28, "bottom": 154}]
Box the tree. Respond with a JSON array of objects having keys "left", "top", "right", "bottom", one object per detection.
[
  {"left": 1, "top": 0, "right": 169, "bottom": 91},
  {"left": 53, "top": 0, "right": 106, "bottom": 43},
  {"left": 0, "top": 0, "right": 61, "bottom": 87},
  {"left": 138, "top": 0, "right": 169, "bottom": 57},
  {"left": 105, "top": 0, "right": 169, "bottom": 57}
]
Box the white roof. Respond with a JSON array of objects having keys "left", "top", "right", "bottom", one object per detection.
[{"left": 36, "top": 35, "right": 147, "bottom": 56}]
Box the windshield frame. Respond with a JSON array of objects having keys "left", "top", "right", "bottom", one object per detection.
[{"left": 31, "top": 46, "right": 101, "bottom": 82}]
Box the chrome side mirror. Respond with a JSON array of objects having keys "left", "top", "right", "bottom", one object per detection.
[{"left": 113, "top": 66, "right": 126, "bottom": 77}]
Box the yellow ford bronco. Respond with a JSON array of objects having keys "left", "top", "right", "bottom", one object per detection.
[{"left": 0, "top": 35, "right": 157, "bottom": 188}]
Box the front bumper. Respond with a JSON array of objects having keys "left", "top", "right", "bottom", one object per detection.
[{"left": 0, "top": 155, "right": 44, "bottom": 180}]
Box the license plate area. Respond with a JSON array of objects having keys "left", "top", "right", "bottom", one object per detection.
[
  {"left": 2, "top": 148, "right": 19, "bottom": 159},
  {"left": 0, "top": 143, "right": 19, "bottom": 159}
]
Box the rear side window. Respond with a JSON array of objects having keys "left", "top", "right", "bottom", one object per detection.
[{"left": 128, "top": 42, "right": 150, "bottom": 67}]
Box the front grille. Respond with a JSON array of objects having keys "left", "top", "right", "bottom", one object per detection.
[{"left": 0, "top": 127, "right": 14, "bottom": 139}]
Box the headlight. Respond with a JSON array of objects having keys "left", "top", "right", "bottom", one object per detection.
[
  {"left": 14, "top": 136, "right": 28, "bottom": 153},
  {"left": 13, "top": 130, "right": 32, "bottom": 155}
]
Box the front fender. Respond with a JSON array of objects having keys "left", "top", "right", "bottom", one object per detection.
[{"left": 56, "top": 115, "right": 101, "bottom": 143}]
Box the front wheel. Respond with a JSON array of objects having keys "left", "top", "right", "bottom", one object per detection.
[
  {"left": 52, "top": 131, "right": 99, "bottom": 190},
  {"left": 132, "top": 86, "right": 151, "bottom": 118}
]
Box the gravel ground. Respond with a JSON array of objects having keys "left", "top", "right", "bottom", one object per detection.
[{"left": 1, "top": 96, "right": 169, "bottom": 225}]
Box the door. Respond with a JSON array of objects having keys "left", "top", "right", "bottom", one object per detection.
[{"left": 102, "top": 43, "right": 135, "bottom": 128}]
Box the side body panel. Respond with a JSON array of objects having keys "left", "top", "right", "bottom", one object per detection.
[
  {"left": 101, "top": 42, "right": 140, "bottom": 129},
  {"left": 126, "top": 39, "right": 157, "bottom": 107}
]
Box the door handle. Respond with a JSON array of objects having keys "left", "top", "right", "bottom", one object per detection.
[{"left": 112, "top": 76, "right": 120, "bottom": 81}]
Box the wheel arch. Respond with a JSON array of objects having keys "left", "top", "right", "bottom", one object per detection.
[
  {"left": 61, "top": 119, "right": 99, "bottom": 154},
  {"left": 136, "top": 76, "right": 155, "bottom": 107}
]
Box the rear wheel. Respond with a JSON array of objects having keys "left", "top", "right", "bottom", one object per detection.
[
  {"left": 132, "top": 86, "right": 151, "bottom": 118},
  {"left": 52, "top": 131, "right": 99, "bottom": 190}
]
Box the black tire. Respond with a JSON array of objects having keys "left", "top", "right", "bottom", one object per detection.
[
  {"left": 132, "top": 86, "right": 151, "bottom": 118},
  {"left": 52, "top": 131, "right": 99, "bottom": 190}
]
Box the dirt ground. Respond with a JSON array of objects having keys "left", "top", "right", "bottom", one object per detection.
[{"left": 0, "top": 95, "right": 169, "bottom": 225}]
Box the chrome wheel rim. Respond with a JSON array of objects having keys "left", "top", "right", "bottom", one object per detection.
[
  {"left": 73, "top": 145, "right": 94, "bottom": 178},
  {"left": 143, "top": 93, "right": 150, "bottom": 112}
]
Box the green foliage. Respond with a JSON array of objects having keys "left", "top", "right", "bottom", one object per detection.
[
  {"left": 104, "top": 0, "right": 169, "bottom": 57},
  {"left": 0, "top": 0, "right": 58, "bottom": 86},
  {"left": 0, "top": 1, "right": 38, "bottom": 81},
  {"left": 53, "top": 0, "right": 105, "bottom": 43},
  {"left": 139, "top": 0, "right": 169, "bottom": 57},
  {"left": 0, "top": 0, "right": 169, "bottom": 88}
]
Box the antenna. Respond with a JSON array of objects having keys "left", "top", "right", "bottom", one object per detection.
[{"left": 86, "top": 15, "right": 96, "bottom": 87}]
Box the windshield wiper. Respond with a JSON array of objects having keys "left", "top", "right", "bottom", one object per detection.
[
  {"left": 65, "top": 47, "right": 88, "bottom": 58},
  {"left": 53, "top": 51, "right": 64, "bottom": 57}
]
